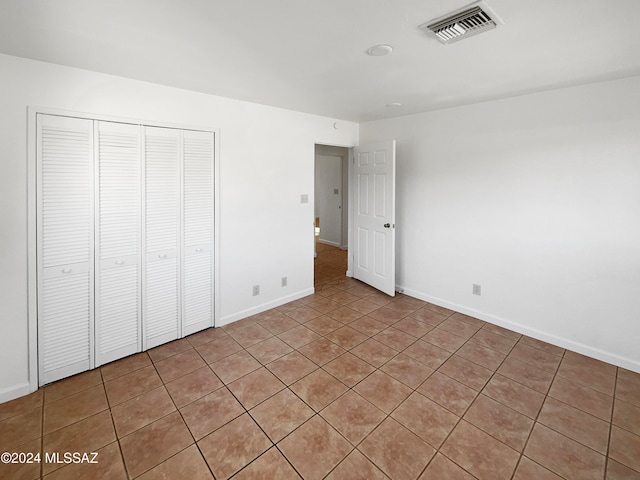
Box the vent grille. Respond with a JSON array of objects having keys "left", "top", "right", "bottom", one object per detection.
[{"left": 420, "top": 2, "right": 502, "bottom": 45}]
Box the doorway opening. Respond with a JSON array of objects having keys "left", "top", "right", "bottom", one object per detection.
[
  {"left": 314, "top": 144, "right": 349, "bottom": 289},
  {"left": 313, "top": 140, "right": 397, "bottom": 296}
]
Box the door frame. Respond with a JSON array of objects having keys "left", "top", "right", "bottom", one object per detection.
[
  {"left": 311, "top": 141, "right": 354, "bottom": 279},
  {"left": 313, "top": 140, "right": 396, "bottom": 290},
  {"left": 314, "top": 145, "right": 349, "bottom": 250},
  {"left": 26, "top": 106, "right": 221, "bottom": 394}
]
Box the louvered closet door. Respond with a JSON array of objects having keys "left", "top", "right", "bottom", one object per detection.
[
  {"left": 143, "top": 127, "right": 181, "bottom": 349},
  {"left": 95, "top": 121, "right": 141, "bottom": 366},
  {"left": 182, "top": 130, "right": 214, "bottom": 335},
  {"left": 37, "top": 114, "right": 94, "bottom": 385}
]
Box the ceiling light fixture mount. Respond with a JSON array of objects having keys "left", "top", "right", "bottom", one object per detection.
[
  {"left": 366, "top": 44, "right": 393, "bottom": 56},
  {"left": 386, "top": 102, "right": 402, "bottom": 108}
]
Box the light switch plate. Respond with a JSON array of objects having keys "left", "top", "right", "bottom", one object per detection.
[{"left": 300, "top": 194, "right": 309, "bottom": 203}]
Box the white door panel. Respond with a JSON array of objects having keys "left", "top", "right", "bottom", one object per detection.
[
  {"left": 182, "top": 130, "right": 214, "bottom": 335},
  {"left": 96, "top": 263, "right": 139, "bottom": 362},
  {"left": 183, "top": 250, "right": 213, "bottom": 332},
  {"left": 37, "top": 114, "right": 94, "bottom": 385},
  {"left": 95, "top": 121, "right": 141, "bottom": 366},
  {"left": 144, "top": 126, "right": 181, "bottom": 348},
  {"left": 353, "top": 140, "right": 396, "bottom": 296},
  {"left": 358, "top": 174, "right": 369, "bottom": 214},
  {"left": 357, "top": 227, "right": 369, "bottom": 270},
  {"left": 35, "top": 113, "right": 216, "bottom": 385},
  {"left": 145, "top": 257, "right": 179, "bottom": 346},
  {"left": 374, "top": 231, "right": 386, "bottom": 277}
]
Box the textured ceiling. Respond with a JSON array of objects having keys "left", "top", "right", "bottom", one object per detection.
[{"left": 1, "top": 0, "right": 639, "bottom": 122}]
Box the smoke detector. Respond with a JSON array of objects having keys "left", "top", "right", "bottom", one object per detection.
[{"left": 419, "top": 1, "right": 503, "bottom": 45}]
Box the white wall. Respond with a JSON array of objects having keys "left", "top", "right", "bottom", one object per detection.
[
  {"left": 0, "top": 53, "right": 358, "bottom": 402},
  {"left": 361, "top": 77, "right": 640, "bottom": 373}
]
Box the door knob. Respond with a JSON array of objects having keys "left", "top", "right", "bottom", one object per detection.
[{"left": 384, "top": 223, "right": 390, "bottom": 228}]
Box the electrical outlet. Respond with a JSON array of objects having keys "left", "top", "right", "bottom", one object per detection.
[
  {"left": 281, "top": 276, "right": 287, "bottom": 287},
  {"left": 253, "top": 285, "right": 260, "bottom": 296},
  {"left": 472, "top": 284, "right": 481, "bottom": 296}
]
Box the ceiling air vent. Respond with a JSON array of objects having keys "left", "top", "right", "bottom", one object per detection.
[{"left": 419, "top": 1, "right": 503, "bottom": 45}]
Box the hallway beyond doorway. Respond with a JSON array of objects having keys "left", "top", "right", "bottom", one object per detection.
[{"left": 314, "top": 242, "right": 348, "bottom": 290}]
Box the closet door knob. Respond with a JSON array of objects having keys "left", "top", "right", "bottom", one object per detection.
[
  {"left": 158, "top": 254, "right": 167, "bottom": 259},
  {"left": 115, "top": 260, "right": 124, "bottom": 265},
  {"left": 62, "top": 268, "right": 72, "bottom": 274},
  {"left": 195, "top": 248, "right": 203, "bottom": 253}
]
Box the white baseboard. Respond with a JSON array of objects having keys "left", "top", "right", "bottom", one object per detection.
[
  {"left": 318, "top": 239, "right": 341, "bottom": 248},
  {"left": 0, "top": 381, "right": 37, "bottom": 404},
  {"left": 398, "top": 285, "right": 640, "bottom": 374},
  {"left": 218, "top": 288, "right": 315, "bottom": 327}
]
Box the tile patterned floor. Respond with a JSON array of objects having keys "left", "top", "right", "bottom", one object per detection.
[{"left": 1, "top": 242, "right": 640, "bottom": 479}]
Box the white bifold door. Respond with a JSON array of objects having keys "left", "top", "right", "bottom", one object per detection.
[
  {"left": 37, "top": 115, "right": 95, "bottom": 385},
  {"left": 182, "top": 130, "right": 215, "bottom": 336},
  {"left": 143, "top": 126, "right": 181, "bottom": 349},
  {"left": 95, "top": 121, "right": 141, "bottom": 366},
  {"left": 36, "top": 114, "right": 215, "bottom": 386}
]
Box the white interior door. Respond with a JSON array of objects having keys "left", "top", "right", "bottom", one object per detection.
[
  {"left": 352, "top": 140, "right": 396, "bottom": 296},
  {"left": 34, "top": 111, "right": 216, "bottom": 386},
  {"left": 143, "top": 126, "right": 181, "bottom": 349},
  {"left": 94, "top": 121, "right": 141, "bottom": 366},
  {"left": 182, "top": 129, "right": 214, "bottom": 335},
  {"left": 37, "top": 114, "right": 94, "bottom": 385}
]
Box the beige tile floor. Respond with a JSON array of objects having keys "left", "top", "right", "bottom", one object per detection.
[{"left": 1, "top": 242, "right": 640, "bottom": 479}]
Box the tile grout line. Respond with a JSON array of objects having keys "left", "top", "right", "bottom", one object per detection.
[
  {"left": 39, "top": 388, "right": 44, "bottom": 479},
  {"left": 524, "top": 358, "right": 618, "bottom": 473},
  {"left": 332, "top": 306, "right": 462, "bottom": 479},
  {"left": 18, "top": 243, "right": 638, "bottom": 479},
  {"left": 223, "top": 309, "right": 374, "bottom": 479},
  {"left": 243, "top": 343, "right": 354, "bottom": 480},
  {"left": 509, "top": 343, "right": 567, "bottom": 480},
  {"left": 422, "top": 319, "right": 520, "bottom": 480},
  {"left": 248, "top": 290, "right": 410, "bottom": 478},
  {"left": 160, "top": 345, "right": 218, "bottom": 480},
  {"left": 603, "top": 366, "right": 618, "bottom": 480}
]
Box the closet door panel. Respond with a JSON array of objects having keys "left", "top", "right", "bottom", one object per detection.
[
  {"left": 95, "top": 121, "right": 141, "bottom": 366},
  {"left": 182, "top": 130, "right": 214, "bottom": 335},
  {"left": 37, "top": 114, "right": 94, "bottom": 385},
  {"left": 36, "top": 113, "right": 217, "bottom": 383},
  {"left": 183, "top": 246, "right": 212, "bottom": 333},
  {"left": 97, "top": 262, "right": 138, "bottom": 357},
  {"left": 144, "top": 127, "right": 180, "bottom": 348}
]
